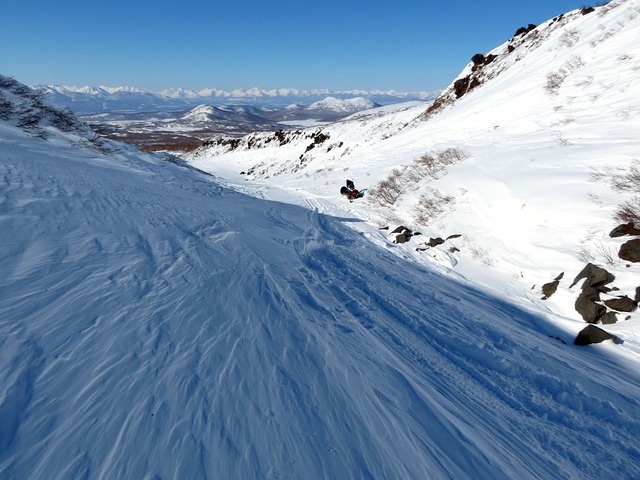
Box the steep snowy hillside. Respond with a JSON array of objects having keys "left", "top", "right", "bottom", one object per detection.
[
  {"left": 187, "top": 0, "right": 640, "bottom": 347},
  {"left": 2, "top": 74, "right": 640, "bottom": 480}
]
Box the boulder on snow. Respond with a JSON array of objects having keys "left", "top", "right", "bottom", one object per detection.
[
  {"left": 542, "top": 281, "right": 559, "bottom": 300},
  {"left": 453, "top": 76, "right": 481, "bottom": 99},
  {"left": 574, "top": 325, "right": 620, "bottom": 346},
  {"left": 394, "top": 233, "right": 410, "bottom": 244},
  {"left": 600, "top": 312, "right": 618, "bottom": 325},
  {"left": 427, "top": 237, "right": 445, "bottom": 248},
  {"left": 604, "top": 295, "right": 638, "bottom": 313},
  {"left": 541, "top": 272, "right": 564, "bottom": 300},
  {"left": 513, "top": 24, "right": 537, "bottom": 37},
  {"left": 390, "top": 225, "right": 410, "bottom": 234},
  {"left": 609, "top": 222, "right": 640, "bottom": 238},
  {"left": 569, "top": 263, "right": 615, "bottom": 291},
  {"left": 391, "top": 226, "right": 414, "bottom": 244},
  {"left": 575, "top": 288, "right": 607, "bottom": 323},
  {"left": 619, "top": 239, "right": 640, "bottom": 263}
]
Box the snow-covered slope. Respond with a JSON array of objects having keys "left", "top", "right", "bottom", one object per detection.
[
  {"left": 306, "top": 96, "right": 378, "bottom": 113},
  {"left": 258, "top": 96, "right": 382, "bottom": 125},
  {"left": 2, "top": 1, "right": 640, "bottom": 478},
  {"left": 187, "top": 0, "right": 640, "bottom": 345},
  {"left": 2, "top": 73, "right": 640, "bottom": 480}
]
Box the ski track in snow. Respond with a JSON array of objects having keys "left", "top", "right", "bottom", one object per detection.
[{"left": 1, "top": 132, "right": 640, "bottom": 480}]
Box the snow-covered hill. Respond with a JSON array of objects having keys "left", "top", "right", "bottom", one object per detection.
[
  {"left": 264, "top": 96, "right": 381, "bottom": 124},
  {"left": 2, "top": 1, "right": 640, "bottom": 478},
  {"left": 187, "top": 0, "right": 640, "bottom": 344},
  {"left": 2, "top": 71, "right": 640, "bottom": 480},
  {"left": 78, "top": 100, "right": 383, "bottom": 152}
]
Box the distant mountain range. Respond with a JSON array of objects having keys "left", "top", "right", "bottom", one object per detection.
[
  {"left": 80, "top": 97, "right": 396, "bottom": 151},
  {"left": 39, "top": 84, "right": 439, "bottom": 115}
]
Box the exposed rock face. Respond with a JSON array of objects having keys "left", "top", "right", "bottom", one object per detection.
[
  {"left": 453, "top": 76, "right": 482, "bottom": 99},
  {"left": 574, "top": 325, "right": 619, "bottom": 346},
  {"left": 619, "top": 239, "right": 640, "bottom": 263}
]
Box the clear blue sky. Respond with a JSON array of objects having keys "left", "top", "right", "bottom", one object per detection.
[{"left": 1, "top": 0, "right": 592, "bottom": 92}]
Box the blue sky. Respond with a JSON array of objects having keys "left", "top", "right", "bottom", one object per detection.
[{"left": 2, "top": 0, "right": 593, "bottom": 92}]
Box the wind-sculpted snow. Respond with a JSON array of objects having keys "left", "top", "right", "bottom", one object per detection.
[{"left": 1, "top": 117, "right": 640, "bottom": 479}]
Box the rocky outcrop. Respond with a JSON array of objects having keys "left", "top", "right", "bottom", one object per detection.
[{"left": 569, "top": 263, "right": 615, "bottom": 324}]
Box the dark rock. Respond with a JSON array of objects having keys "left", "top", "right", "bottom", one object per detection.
[
  {"left": 541, "top": 281, "right": 559, "bottom": 300},
  {"left": 569, "top": 263, "right": 615, "bottom": 290},
  {"left": 609, "top": 222, "right": 640, "bottom": 238},
  {"left": 394, "top": 233, "right": 410, "bottom": 244},
  {"left": 543, "top": 272, "right": 565, "bottom": 298},
  {"left": 390, "top": 225, "right": 409, "bottom": 234},
  {"left": 636, "top": 287, "right": 640, "bottom": 302},
  {"left": 446, "top": 234, "right": 462, "bottom": 240},
  {"left": 471, "top": 53, "right": 486, "bottom": 66},
  {"left": 600, "top": 312, "right": 618, "bottom": 325},
  {"left": 574, "top": 325, "right": 619, "bottom": 346},
  {"left": 604, "top": 295, "right": 637, "bottom": 312},
  {"left": 580, "top": 7, "right": 595, "bottom": 15},
  {"left": 619, "top": 239, "right": 640, "bottom": 262},
  {"left": 453, "top": 76, "right": 481, "bottom": 99},
  {"left": 427, "top": 237, "right": 445, "bottom": 248},
  {"left": 575, "top": 288, "right": 606, "bottom": 323},
  {"left": 514, "top": 24, "right": 537, "bottom": 37},
  {"left": 391, "top": 225, "right": 413, "bottom": 244}
]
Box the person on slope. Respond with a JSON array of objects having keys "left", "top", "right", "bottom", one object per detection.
[{"left": 340, "top": 179, "right": 360, "bottom": 200}]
